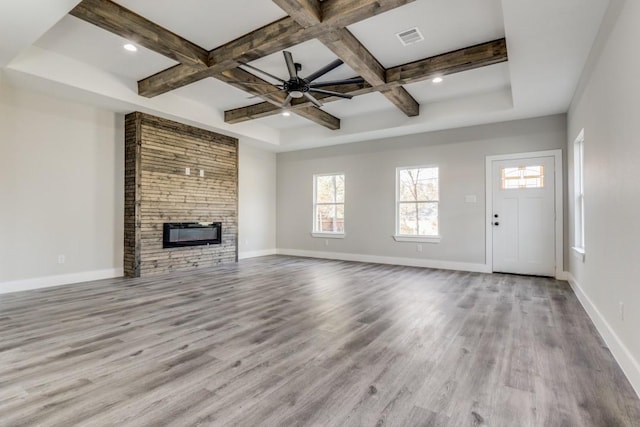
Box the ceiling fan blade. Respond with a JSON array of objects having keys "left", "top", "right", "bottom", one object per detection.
[
  {"left": 238, "top": 62, "right": 286, "bottom": 84},
  {"left": 309, "top": 88, "right": 354, "bottom": 100},
  {"left": 309, "top": 77, "right": 365, "bottom": 88},
  {"left": 281, "top": 93, "right": 293, "bottom": 107},
  {"left": 304, "top": 59, "right": 344, "bottom": 83},
  {"left": 283, "top": 51, "right": 298, "bottom": 79},
  {"left": 303, "top": 92, "right": 323, "bottom": 108}
]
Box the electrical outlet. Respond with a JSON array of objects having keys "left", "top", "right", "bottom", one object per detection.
[
  {"left": 619, "top": 302, "right": 624, "bottom": 321},
  {"left": 416, "top": 244, "right": 423, "bottom": 253},
  {"left": 199, "top": 169, "right": 205, "bottom": 177},
  {"left": 57, "top": 254, "right": 65, "bottom": 264},
  {"left": 185, "top": 167, "right": 190, "bottom": 176}
]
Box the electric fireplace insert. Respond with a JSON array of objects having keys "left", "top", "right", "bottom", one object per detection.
[{"left": 163, "top": 222, "right": 221, "bottom": 248}]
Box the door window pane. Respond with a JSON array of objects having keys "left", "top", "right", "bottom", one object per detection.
[{"left": 501, "top": 166, "right": 544, "bottom": 189}]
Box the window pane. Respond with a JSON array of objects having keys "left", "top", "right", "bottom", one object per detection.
[
  {"left": 399, "top": 168, "right": 438, "bottom": 201},
  {"left": 335, "top": 204, "right": 345, "bottom": 233},
  {"left": 418, "top": 202, "right": 438, "bottom": 236},
  {"left": 501, "top": 166, "right": 544, "bottom": 189},
  {"left": 316, "top": 175, "right": 336, "bottom": 203},
  {"left": 399, "top": 203, "right": 418, "bottom": 235},
  {"left": 315, "top": 204, "right": 344, "bottom": 233},
  {"left": 335, "top": 175, "right": 345, "bottom": 203},
  {"left": 316, "top": 204, "right": 334, "bottom": 232}
]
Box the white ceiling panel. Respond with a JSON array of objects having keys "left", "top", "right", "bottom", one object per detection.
[
  {"left": 348, "top": 0, "right": 505, "bottom": 68},
  {"left": 321, "top": 92, "right": 396, "bottom": 118},
  {"left": 34, "top": 15, "right": 177, "bottom": 81},
  {"left": 405, "top": 62, "right": 512, "bottom": 104},
  {"left": 171, "top": 76, "right": 261, "bottom": 112},
  {"left": 247, "top": 39, "right": 359, "bottom": 84},
  {"left": 254, "top": 111, "right": 312, "bottom": 129},
  {"left": 115, "top": 0, "right": 287, "bottom": 50}
]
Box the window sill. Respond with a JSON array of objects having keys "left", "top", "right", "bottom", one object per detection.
[
  {"left": 311, "top": 233, "right": 345, "bottom": 239},
  {"left": 393, "top": 235, "right": 441, "bottom": 243},
  {"left": 572, "top": 246, "right": 586, "bottom": 262}
]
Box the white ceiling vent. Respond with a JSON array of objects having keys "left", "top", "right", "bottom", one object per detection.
[{"left": 396, "top": 27, "right": 424, "bottom": 46}]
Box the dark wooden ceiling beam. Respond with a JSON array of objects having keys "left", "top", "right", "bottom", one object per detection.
[
  {"left": 272, "top": 0, "right": 322, "bottom": 27},
  {"left": 322, "top": 0, "right": 416, "bottom": 27},
  {"left": 295, "top": 107, "right": 341, "bottom": 130},
  {"left": 69, "top": 0, "right": 208, "bottom": 67},
  {"left": 319, "top": 28, "right": 419, "bottom": 116},
  {"left": 386, "top": 38, "right": 508, "bottom": 84},
  {"left": 69, "top": 0, "right": 339, "bottom": 129},
  {"left": 215, "top": 68, "right": 340, "bottom": 129},
  {"left": 138, "top": 0, "right": 415, "bottom": 97},
  {"left": 225, "top": 80, "right": 371, "bottom": 124},
  {"left": 138, "top": 17, "right": 324, "bottom": 98},
  {"left": 224, "top": 38, "right": 508, "bottom": 124},
  {"left": 275, "top": 1, "right": 419, "bottom": 117}
]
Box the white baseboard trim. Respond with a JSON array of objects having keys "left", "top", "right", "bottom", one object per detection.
[
  {"left": 0, "top": 268, "right": 124, "bottom": 295},
  {"left": 238, "top": 249, "right": 277, "bottom": 260},
  {"left": 276, "top": 248, "right": 491, "bottom": 273},
  {"left": 567, "top": 272, "right": 640, "bottom": 399}
]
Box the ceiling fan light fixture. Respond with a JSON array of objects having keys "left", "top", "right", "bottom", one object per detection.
[
  {"left": 123, "top": 43, "right": 138, "bottom": 52},
  {"left": 432, "top": 77, "right": 443, "bottom": 84},
  {"left": 290, "top": 90, "right": 304, "bottom": 98}
]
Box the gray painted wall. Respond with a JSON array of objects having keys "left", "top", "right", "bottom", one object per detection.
[
  {"left": 239, "top": 142, "right": 277, "bottom": 257},
  {"left": 567, "top": 0, "right": 640, "bottom": 394},
  {"left": 277, "top": 114, "right": 567, "bottom": 268},
  {"left": 0, "top": 78, "right": 277, "bottom": 291}
]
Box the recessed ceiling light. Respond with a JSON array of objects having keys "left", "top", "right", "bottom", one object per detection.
[
  {"left": 432, "top": 77, "right": 443, "bottom": 84},
  {"left": 123, "top": 43, "right": 138, "bottom": 52},
  {"left": 282, "top": 111, "right": 291, "bottom": 117}
]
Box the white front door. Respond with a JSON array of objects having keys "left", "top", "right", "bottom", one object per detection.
[{"left": 492, "top": 156, "right": 556, "bottom": 276}]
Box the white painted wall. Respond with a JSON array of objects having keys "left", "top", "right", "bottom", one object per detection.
[
  {"left": 567, "top": 0, "right": 640, "bottom": 396},
  {"left": 238, "top": 142, "right": 277, "bottom": 258},
  {"left": 277, "top": 115, "right": 567, "bottom": 270},
  {"left": 0, "top": 74, "right": 124, "bottom": 291}
]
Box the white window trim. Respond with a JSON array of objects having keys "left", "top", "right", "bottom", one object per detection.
[
  {"left": 573, "top": 129, "right": 585, "bottom": 255},
  {"left": 394, "top": 165, "right": 440, "bottom": 242},
  {"left": 312, "top": 172, "right": 345, "bottom": 237},
  {"left": 311, "top": 232, "right": 345, "bottom": 239},
  {"left": 393, "top": 235, "right": 441, "bottom": 243}
]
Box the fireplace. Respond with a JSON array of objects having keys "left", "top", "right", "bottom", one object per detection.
[{"left": 163, "top": 222, "right": 222, "bottom": 248}]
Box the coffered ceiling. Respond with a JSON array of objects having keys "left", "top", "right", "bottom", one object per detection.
[{"left": 0, "top": 0, "right": 610, "bottom": 151}]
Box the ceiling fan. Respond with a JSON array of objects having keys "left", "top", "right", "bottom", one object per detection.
[{"left": 238, "top": 51, "right": 365, "bottom": 108}]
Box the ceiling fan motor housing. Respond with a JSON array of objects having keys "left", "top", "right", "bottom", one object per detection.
[{"left": 283, "top": 77, "right": 310, "bottom": 98}]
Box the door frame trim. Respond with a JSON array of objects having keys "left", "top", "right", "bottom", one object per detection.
[{"left": 485, "top": 149, "right": 564, "bottom": 278}]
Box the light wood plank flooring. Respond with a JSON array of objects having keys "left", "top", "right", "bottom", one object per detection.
[{"left": 0, "top": 256, "right": 639, "bottom": 426}]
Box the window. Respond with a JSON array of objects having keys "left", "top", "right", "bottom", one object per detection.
[
  {"left": 395, "top": 166, "right": 440, "bottom": 242},
  {"left": 313, "top": 173, "right": 345, "bottom": 236},
  {"left": 501, "top": 166, "right": 545, "bottom": 189},
  {"left": 574, "top": 130, "right": 585, "bottom": 252}
]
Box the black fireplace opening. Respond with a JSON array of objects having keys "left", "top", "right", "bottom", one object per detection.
[{"left": 163, "top": 222, "right": 222, "bottom": 248}]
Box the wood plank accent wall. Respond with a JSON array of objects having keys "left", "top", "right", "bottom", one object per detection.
[{"left": 124, "top": 112, "right": 238, "bottom": 277}]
